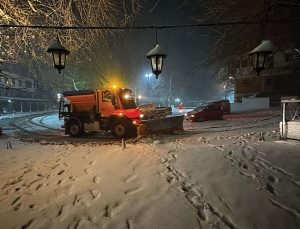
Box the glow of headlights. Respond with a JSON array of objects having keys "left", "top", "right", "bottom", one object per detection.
[
  {"left": 124, "top": 94, "right": 129, "bottom": 99},
  {"left": 191, "top": 114, "right": 194, "bottom": 117},
  {"left": 140, "top": 114, "right": 144, "bottom": 118}
]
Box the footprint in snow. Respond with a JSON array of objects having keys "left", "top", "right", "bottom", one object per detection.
[
  {"left": 104, "top": 202, "right": 122, "bottom": 217},
  {"left": 84, "top": 168, "right": 91, "bottom": 174},
  {"left": 11, "top": 196, "right": 22, "bottom": 211},
  {"left": 124, "top": 187, "right": 143, "bottom": 195},
  {"left": 93, "top": 176, "right": 101, "bottom": 184},
  {"left": 57, "top": 170, "right": 65, "bottom": 176},
  {"left": 124, "top": 174, "right": 138, "bottom": 183}
]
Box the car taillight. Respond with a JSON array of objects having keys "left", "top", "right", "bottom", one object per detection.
[{"left": 132, "top": 119, "right": 140, "bottom": 125}]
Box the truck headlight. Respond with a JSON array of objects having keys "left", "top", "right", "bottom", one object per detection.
[{"left": 140, "top": 114, "right": 144, "bottom": 118}]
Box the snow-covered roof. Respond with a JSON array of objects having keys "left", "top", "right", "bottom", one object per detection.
[
  {"left": 47, "top": 38, "right": 70, "bottom": 54},
  {"left": 248, "top": 40, "right": 274, "bottom": 55},
  {"left": 147, "top": 44, "right": 167, "bottom": 58}
]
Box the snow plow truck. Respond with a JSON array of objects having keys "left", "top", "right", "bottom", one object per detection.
[{"left": 59, "top": 88, "right": 184, "bottom": 138}]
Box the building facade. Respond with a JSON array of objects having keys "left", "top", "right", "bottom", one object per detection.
[
  {"left": 0, "top": 63, "right": 55, "bottom": 114},
  {"left": 233, "top": 49, "right": 299, "bottom": 106}
]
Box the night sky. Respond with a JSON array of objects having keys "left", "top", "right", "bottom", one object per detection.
[{"left": 114, "top": 0, "right": 221, "bottom": 101}]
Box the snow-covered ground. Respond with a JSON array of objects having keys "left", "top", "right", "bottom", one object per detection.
[
  {"left": 32, "top": 114, "right": 63, "bottom": 130},
  {"left": 0, "top": 110, "right": 299, "bottom": 229},
  {"left": 0, "top": 112, "right": 49, "bottom": 120}
]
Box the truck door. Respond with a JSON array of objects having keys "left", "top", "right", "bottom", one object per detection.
[{"left": 99, "top": 90, "right": 116, "bottom": 117}]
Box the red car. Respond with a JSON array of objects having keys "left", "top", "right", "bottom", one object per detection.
[
  {"left": 185, "top": 104, "right": 223, "bottom": 122},
  {"left": 209, "top": 100, "right": 231, "bottom": 114}
]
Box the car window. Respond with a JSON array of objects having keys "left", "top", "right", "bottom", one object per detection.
[{"left": 195, "top": 106, "right": 204, "bottom": 112}]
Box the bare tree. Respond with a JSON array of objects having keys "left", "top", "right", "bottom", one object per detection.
[
  {"left": 0, "top": 0, "right": 141, "bottom": 90},
  {"left": 195, "top": 0, "right": 300, "bottom": 80}
]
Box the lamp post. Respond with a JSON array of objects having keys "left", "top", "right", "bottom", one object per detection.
[
  {"left": 248, "top": 40, "right": 273, "bottom": 75},
  {"left": 146, "top": 28, "right": 167, "bottom": 79},
  {"left": 47, "top": 36, "right": 70, "bottom": 74},
  {"left": 147, "top": 44, "right": 167, "bottom": 79}
]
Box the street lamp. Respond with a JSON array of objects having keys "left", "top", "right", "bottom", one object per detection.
[
  {"left": 248, "top": 40, "right": 273, "bottom": 75},
  {"left": 145, "top": 73, "right": 153, "bottom": 96},
  {"left": 223, "top": 85, "right": 227, "bottom": 99},
  {"left": 147, "top": 43, "right": 167, "bottom": 79},
  {"left": 8, "top": 99, "right": 12, "bottom": 113},
  {"left": 145, "top": 73, "right": 152, "bottom": 83},
  {"left": 47, "top": 36, "right": 70, "bottom": 74}
]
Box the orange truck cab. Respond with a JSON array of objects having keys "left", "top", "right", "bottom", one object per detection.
[{"left": 59, "top": 88, "right": 141, "bottom": 138}]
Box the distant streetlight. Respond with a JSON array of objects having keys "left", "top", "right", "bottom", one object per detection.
[
  {"left": 47, "top": 36, "right": 70, "bottom": 74},
  {"left": 8, "top": 99, "right": 12, "bottom": 113},
  {"left": 248, "top": 40, "right": 273, "bottom": 75},
  {"left": 145, "top": 73, "right": 152, "bottom": 96},
  {"left": 147, "top": 44, "right": 167, "bottom": 79},
  {"left": 223, "top": 85, "right": 227, "bottom": 99}
]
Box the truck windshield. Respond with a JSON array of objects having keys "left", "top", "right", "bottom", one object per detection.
[{"left": 118, "top": 89, "right": 137, "bottom": 109}]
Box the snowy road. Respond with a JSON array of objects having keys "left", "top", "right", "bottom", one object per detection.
[{"left": 0, "top": 110, "right": 299, "bottom": 229}]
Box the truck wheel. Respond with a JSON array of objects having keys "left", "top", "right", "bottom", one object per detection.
[
  {"left": 67, "top": 120, "right": 83, "bottom": 137},
  {"left": 112, "top": 122, "right": 126, "bottom": 138},
  {"left": 157, "top": 113, "right": 166, "bottom": 119}
]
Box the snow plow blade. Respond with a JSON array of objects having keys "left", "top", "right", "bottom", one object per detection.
[{"left": 138, "top": 116, "right": 184, "bottom": 135}]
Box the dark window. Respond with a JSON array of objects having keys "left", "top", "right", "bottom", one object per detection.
[
  {"left": 274, "top": 79, "right": 281, "bottom": 90},
  {"left": 265, "top": 78, "right": 272, "bottom": 86},
  {"left": 25, "top": 80, "right": 32, "bottom": 88},
  {"left": 243, "top": 79, "right": 251, "bottom": 86}
]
